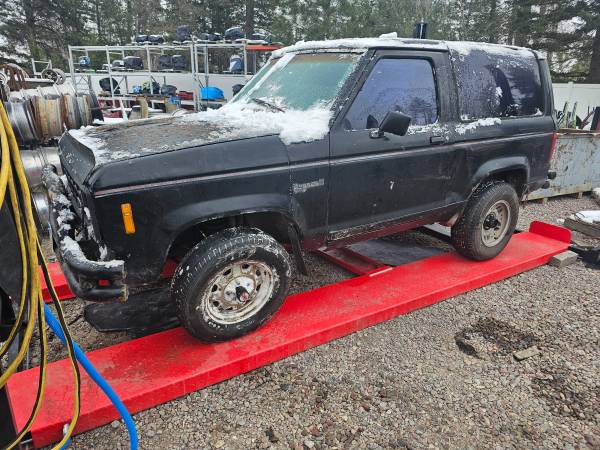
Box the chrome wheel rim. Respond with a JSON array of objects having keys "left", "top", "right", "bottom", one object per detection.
[
  {"left": 200, "top": 260, "right": 275, "bottom": 325},
  {"left": 481, "top": 200, "right": 511, "bottom": 247}
]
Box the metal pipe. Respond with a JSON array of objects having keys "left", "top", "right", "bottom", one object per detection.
[{"left": 20, "top": 147, "right": 61, "bottom": 189}]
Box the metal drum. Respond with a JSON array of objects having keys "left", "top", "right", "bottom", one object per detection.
[
  {"left": 5, "top": 100, "right": 40, "bottom": 145},
  {"left": 19, "top": 147, "right": 62, "bottom": 189}
]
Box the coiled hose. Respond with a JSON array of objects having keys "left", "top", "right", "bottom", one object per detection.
[{"left": 0, "top": 100, "right": 138, "bottom": 449}]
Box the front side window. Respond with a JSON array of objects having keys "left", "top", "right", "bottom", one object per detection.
[
  {"left": 232, "top": 52, "right": 362, "bottom": 111},
  {"left": 344, "top": 58, "right": 439, "bottom": 130}
]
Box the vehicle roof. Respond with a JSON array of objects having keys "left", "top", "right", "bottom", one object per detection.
[{"left": 272, "top": 34, "right": 539, "bottom": 59}]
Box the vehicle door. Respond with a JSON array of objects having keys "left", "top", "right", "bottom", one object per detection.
[{"left": 327, "top": 50, "right": 460, "bottom": 242}]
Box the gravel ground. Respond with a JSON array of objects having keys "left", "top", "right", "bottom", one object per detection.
[
  {"left": 36, "top": 195, "right": 599, "bottom": 449},
  {"left": 519, "top": 194, "right": 600, "bottom": 247}
]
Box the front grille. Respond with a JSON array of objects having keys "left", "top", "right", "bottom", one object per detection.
[{"left": 63, "top": 168, "right": 85, "bottom": 220}]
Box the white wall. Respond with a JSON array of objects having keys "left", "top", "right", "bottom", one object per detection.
[{"left": 553, "top": 83, "right": 600, "bottom": 115}]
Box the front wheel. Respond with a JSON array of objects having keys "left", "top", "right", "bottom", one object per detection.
[
  {"left": 451, "top": 181, "right": 519, "bottom": 261},
  {"left": 171, "top": 228, "right": 292, "bottom": 342}
]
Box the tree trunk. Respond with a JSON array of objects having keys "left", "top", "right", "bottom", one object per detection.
[
  {"left": 245, "top": 0, "right": 255, "bottom": 38},
  {"left": 126, "top": 0, "right": 133, "bottom": 39},
  {"left": 488, "top": 0, "right": 497, "bottom": 43},
  {"left": 588, "top": 27, "right": 600, "bottom": 83},
  {"left": 22, "top": 0, "right": 40, "bottom": 60},
  {"left": 95, "top": 1, "right": 102, "bottom": 41}
]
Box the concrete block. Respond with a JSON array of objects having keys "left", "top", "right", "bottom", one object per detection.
[{"left": 548, "top": 250, "right": 579, "bottom": 268}]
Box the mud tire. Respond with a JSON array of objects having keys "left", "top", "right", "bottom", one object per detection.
[
  {"left": 451, "top": 181, "right": 519, "bottom": 261},
  {"left": 171, "top": 228, "right": 292, "bottom": 342}
]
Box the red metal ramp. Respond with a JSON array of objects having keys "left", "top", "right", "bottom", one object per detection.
[{"left": 8, "top": 222, "right": 570, "bottom": 448}]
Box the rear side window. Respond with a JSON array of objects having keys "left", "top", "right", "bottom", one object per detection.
[
  {"left": 449, "top": 45, "right": 544, "bottom": 119},
  {"left": 344, "top": 58, "right": 438, "bottom": 130}
]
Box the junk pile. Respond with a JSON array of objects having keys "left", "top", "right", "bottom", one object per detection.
[
  {"left": 565, "top": 210, "right": 600, "bottom": 239},
  {"left": 528, "top": 115, "right": 600, "bottom": 201},
  {"left": 1, "top": 63, "right": 102, "bottom": 146},
  {"left": 0, "top": 63, "right": 103, "bottom": 229},
  {"left": 557, "top": 101, "right": 600, "bottom": 131}
]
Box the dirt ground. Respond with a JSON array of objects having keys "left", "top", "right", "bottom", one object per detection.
[{"left": 33, "top": 195, "right": 600, "bottom": 449}]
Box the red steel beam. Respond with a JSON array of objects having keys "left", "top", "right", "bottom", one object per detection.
[
  {"left": 314, "top": 247, "right": 387, "bottom": 275},
  {"left": 9, "top": 222, "right": 569, "bottom": 448}
]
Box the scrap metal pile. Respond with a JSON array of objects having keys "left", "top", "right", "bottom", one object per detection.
[
  {"left": 0, "top": 63, "right": 105, "bottom": 229},
  {"left": 0, "top": 64, "right": 103, "bottom": 147}
]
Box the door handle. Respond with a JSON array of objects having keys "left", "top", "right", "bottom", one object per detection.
[{"left": 430, "top": 135, "right": 445, "bottom": 144}]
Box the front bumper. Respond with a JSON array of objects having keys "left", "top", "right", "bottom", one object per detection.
[{"left": 42, "top": 165, "right": 128, "bottom": 302}]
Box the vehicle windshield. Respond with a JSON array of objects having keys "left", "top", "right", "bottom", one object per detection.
[{"left": 232, "top": 52, "right": 362, "bottom": 111}]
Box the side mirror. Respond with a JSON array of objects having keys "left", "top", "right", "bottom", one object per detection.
[{"left": 370, "top": 111, "right": 412, "bottom": 138}]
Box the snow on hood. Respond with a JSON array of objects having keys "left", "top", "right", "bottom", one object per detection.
[
  {"left": 68, "top": 102, "right": 332, "bottom": 165},
  {"left": 180, "top": 102, "right": 332, "bottom": 146}
]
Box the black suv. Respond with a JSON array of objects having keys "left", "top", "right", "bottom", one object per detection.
[{"left": 43, "top": 37, "right": 556, "bottom": 342}]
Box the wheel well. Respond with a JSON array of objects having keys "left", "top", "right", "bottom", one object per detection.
[
  {"left": 485, "top": 169, "right": 527, "bottom": 197},
  {"left": 167, "top": 212, "right": 294, "bottom": 262}
]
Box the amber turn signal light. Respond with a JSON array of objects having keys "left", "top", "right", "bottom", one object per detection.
[{"left": 121, "top": 203, "right": 136, "bottom": 234}]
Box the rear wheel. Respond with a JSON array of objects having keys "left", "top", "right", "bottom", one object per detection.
[
  {"left": 171, "top": 228, "right": 292, "bottom": 342},
  {"left": 451, "top": 181, "right": 519, "bottom": 261}
]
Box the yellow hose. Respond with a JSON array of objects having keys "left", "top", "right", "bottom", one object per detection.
[
  {"left": 0, "top": 100, "right": 81, "bottom": 449},
  {"left": 0, "top": 102, "right": 38, "bottom": 385}
]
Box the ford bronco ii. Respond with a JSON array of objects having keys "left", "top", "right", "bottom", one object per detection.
[{"left": 43, "top": 36, "right": 556, "bottom": 342}]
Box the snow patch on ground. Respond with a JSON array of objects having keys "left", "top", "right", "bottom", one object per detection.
[
  {"left": 456, "top": 117, "right": 501, "bottom": 135},
  {"left": 572, "top": 210, "right": 600, "bottom": 224}
]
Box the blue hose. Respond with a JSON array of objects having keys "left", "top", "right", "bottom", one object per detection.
[{"left": 43, "top": 303, "right": 139, "bottom": 450}]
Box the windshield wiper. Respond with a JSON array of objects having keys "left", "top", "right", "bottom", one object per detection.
[{"left": 249, "top": 97, "right": 285, "bottom": 112}]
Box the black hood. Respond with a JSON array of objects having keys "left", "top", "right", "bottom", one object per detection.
[{"left": 66, "top": 115, "right": 276, "bottom": 167}]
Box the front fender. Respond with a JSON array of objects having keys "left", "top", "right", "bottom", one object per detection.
[{"left": 159, "top": 193, "right": 292, "bottom": 237}]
